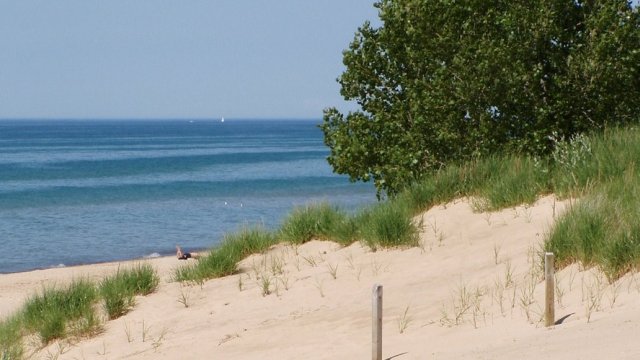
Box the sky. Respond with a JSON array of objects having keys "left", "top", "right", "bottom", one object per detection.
[
  {"left": 0, "top": 1, "right": 379, "bottom": 120},
  {"left": 2, "top": 1, "right": 637, "bottom": 120}
]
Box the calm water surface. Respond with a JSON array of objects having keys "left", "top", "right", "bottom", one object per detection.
[{"left": 0, "top": 119, "right": 375, "bottom": 273}]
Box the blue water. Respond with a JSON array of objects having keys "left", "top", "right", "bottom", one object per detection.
[{"left": 0, "top": 119, "right": 375, "bottom": 273}]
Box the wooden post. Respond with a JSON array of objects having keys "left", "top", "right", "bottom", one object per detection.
[
  {"left": 372, "top": 284, "right": 383, "bottom": 360},
  {"left": 545, "top": 252, "right": 555, "bottom": 327}
]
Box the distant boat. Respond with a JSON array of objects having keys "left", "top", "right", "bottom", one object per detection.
[{"left": 221, "top": 117, "right": 225, "bottom": 123}]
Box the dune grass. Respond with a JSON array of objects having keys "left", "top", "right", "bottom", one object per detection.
[
  {"left": 0, "top": 316, "right": 24, "bottom": 360},
  {"left": 174, "top": 226, "right": 278, "bottom": 282},
  {"left": 358, "top": 201, "right": 420, "bottom": 250},
  {"left": 279, "top": 203, "right": 346, "bottom": 244},
  {"left": 21, "top": 278, "right": 99, "bottom": 344},
  {"left": 100, "top": 263, "right": 159, "bottom": 319},
  {"left": 277, "top": 202, "right": 420, "bottom": 248},
  {"left": 0, "top": 264, "right": 159, "bottom": 357},
  {"left": 174, "top": 200, "right": 425, "bottom": 282},
  {"left": 546, "top": 170, "right": 640, "bottom": 281},
  {"left": 418, "top": 127, "right": 640, "bottom": 280},
  {"left": 396, "top": 154, "right": 550, "bottom": 214},
  {"left": 327, "top": 214, "right": 360, "bottom": 246},
  {"left": 543, "top": 127, "right": 640, "bottom": 280}
]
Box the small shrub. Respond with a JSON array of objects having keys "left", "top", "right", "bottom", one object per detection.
[
  {"left": 550, "top": 131, "right": 594, "bottom": 196},
  {"left": 550, "top": 127, "right": 640, "bottom": 197}
]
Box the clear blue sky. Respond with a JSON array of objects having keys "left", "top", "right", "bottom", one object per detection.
[{"left": 0, "top": 1, "right": 379, "bottom": 120}]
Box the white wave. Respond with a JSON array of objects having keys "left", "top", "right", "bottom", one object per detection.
[{"left": 143, "top": 252, "right": 161, "bottom": 259}]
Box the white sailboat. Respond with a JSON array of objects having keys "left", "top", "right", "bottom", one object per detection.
[{"left": 221, "top": 117, "right": 225, "bottom": 123}]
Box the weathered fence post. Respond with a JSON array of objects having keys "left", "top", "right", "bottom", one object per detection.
[
  {"left": 372, "top": 284, "right": 383, "bottom": 360},
  {"left": 545, "top": 252, "right": 555, "bottom": 327}
]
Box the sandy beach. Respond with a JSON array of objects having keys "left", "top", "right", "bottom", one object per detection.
[{"left": 3, "top": 195, "right": 640, "bottom": 359}]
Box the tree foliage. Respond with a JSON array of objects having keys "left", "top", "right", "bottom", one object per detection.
[{"left": 321, "top": 0, "right": 640, "bottom": 196}]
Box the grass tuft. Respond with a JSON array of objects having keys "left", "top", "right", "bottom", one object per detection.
[
  {"left": 474, "top": 156, "right": 548, "bottom": 211},
  {"left": 175, "top": 226, "right": 277, "bottom": 282},
  {"left": 359, "top": 201, "right": 420, "bottom": 250},
  {"left": 0, "top": 316, "right": 24, "bottom": 360},
  {"left": 21, "top": 278, "right": 99, "bottom": 344},
  {"left": 1, "top": 265, "right": 159, "bottom": 356},
  {"left": 546, "top": 172, "right": 640, "bottom": 281},
  {"left": 100, "top": 263, "right": 159, "bottom": 320},
  {"left": 279, "top": 203, "right": 347, "bottom": 244}
]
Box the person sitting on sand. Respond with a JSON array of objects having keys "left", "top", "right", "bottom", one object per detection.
[{"left": 176, "top": 245, "right": 200, "bottom": 260}]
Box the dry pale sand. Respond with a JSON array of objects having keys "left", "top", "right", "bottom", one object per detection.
[{"left": 3, "top": 195, "right": 640, "bottom": 359}]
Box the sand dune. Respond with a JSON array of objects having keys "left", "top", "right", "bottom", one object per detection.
[{"left": 3, "top": 195, "right": 640, "bottom": 359}]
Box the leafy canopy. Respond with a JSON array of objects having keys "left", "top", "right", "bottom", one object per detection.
[{"left": 321, "top": 0, "right": 640, "bottom": 196}]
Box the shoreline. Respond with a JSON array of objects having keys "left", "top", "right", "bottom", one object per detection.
[
  {"left": 0, "top": 246, "right": 211, "bottom": 275},
  {"left": 0, "top": 253, "right": 174, "bottom": 276}
]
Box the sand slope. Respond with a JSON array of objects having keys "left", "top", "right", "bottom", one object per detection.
[{"left": 3, "top": 195, "right": 640, "bottom": 359}]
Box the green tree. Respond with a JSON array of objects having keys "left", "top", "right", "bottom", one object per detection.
[{"left": 321, "top": 0, "right": 640, "bottom": 196}]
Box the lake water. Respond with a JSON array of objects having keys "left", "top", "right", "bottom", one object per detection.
[{"left": 0, "top": 119, "right": 375, "bottom": 273}]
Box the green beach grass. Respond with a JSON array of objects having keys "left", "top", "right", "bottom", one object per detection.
[
  {"left": 22, "top": 278, "right": 99, "bottom": 344},
  {"left": 174, "top": 200, "right": 424, "bottom": 283},
  {"left": 100, "top": 263, "right": 159, "bottom": 319},
  {"left": 279, "top": 203, "right": 346, "bottom": 244},
  {"left": 0, "top": 264, "right": 159, "bottom": 358},
  {"left": 358, "top": 200, "right": 420, "bottom": 250},
  {"left": 174, "top": 225, "right": 278, "bottom": 282},
  {"left": 0, "top": 316, "right": 24, "bottom": 360}
]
